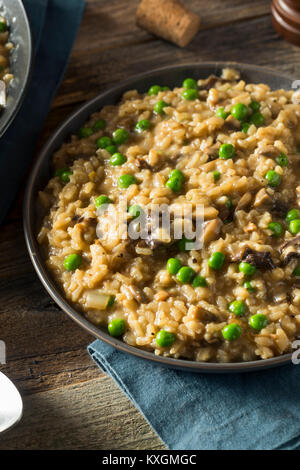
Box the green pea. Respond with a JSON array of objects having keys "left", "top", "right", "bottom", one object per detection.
[
  {"left": 293, "top": 266, "right": 300, "bottom": 276},
  {"left": 161, "top": 86, "right": 170, "bottom": 91},
  {"left": 239, "top": 262, "right": 256, "bottom": 276},
  {"left": 177, "top": 237, "right": 194, "bottom": 252},
  {"left": 268, "top": 221, "right": 284, "bottom": 237},
  {"left": 243, "top": 280, "right": 256, "bottom": 292},
  {"left": 216, "top": 107, "right": 229, "bottom": 120},
  {"left": 92, "top": 119, "right": 106, "bottom": 131},
  {"left": 135, "top": 119, "right": 151, "bottom": 132},
  {"left": 222, "top": 323, "right": 242, "bottom": 341},
  {"left": 286, "top": 208, "right": 300, "bottom": 223},
  {"left": 95, "top": 195, "right": 112, "bottom": 209},
  {"left": 192, "top": 275, "right": 207, "bottom": 288},
  {"left": 0, "top": 21, "right": 7, "bottom": 33},
  {"left": 276, "top": 152, "right": 288, "bottom": 167},
  {"left": 60, "top": 170, "right": 72, "bottom": 183},
  {"left": 148, "top": 85, "right": 161, "bottom": 96},
  {"left": 250, "top": 111, "right": 264, "bottom": 127},
  {"left": 78, "top": 127, "right": 93, "bottom": 138},
  {"left": 242, "top": 123, "right": 250, "bottom": 133},
  {"left": 212, "top": 170, "right": 221, "bottom": 182},
  {"left": 289, "top": 219, "right": 300, "bottom": 235},
  {"left": 225, "top": 197, "right": 233, "bottom": 209},
  {"left": 54, "top": 167, "right": 69, "bottom": 178},
  {"left": 63, "top": 253, "right": 82, "bottom": 271},
  {"left": 107, "top": 295, "right": 116, "bottom": 308},
  {"left": 118, "top": 174, "right": 138, "bottom": 188},
  {"left": 182, "top": 89, "right": 198, "bottom": 101},
  {"left": 105, "top": 145, "right": 118, "bottom": 155},
  {"left": 156, "top": 330, "right": 176, "bottom": 347},
  {"left": 182, "top": 78, "right": 198, "bottom": 89},
  {"left": 169, "top": 169, "right": 184, "bottom": 181},
  {"left": 208, "top": 252, "right": 225, "bottom": 270},
  {"left": 219, "top": 143, "right": 235, "bottom": 160},
  {"left": 231, "top": 103, "right": 248, "bottom": 121},
  {"left": 110, "top": 152, "right": 127, "bottom": 166},
  {"left": 228, "top": 300, "right": 246, "bottom": 317},
  {"left": 249, "top": 100, "right": 260, "bottom": 112},
  {"left": 166, "top": 176, "right": 183, "bottom": 192},
  {"left": 128, "top": 204, "right": 143, "bottom": 218},
  {"left": 154, "top": 100, "right": 168, "bottom": 115},
  {"left": 264, "top": 170, "right": 281, "bottom": 187},
  {"left": 167, "top": 258, "right": 182, "bottom": 275},
  {"left": 176, "top": 266, "right": 195, "bottom": 284},
  {"left": 113, "top": 128, "right": 129, "bottom": 145},
  {"left": 249, "top": 313, "right": 268, "bottom": 331},
  {"left": 97, "top": 136, "right": 113, "bottom": 149},
  {"left": 108, "top": 318, "right": 126, "bottom": 337}
]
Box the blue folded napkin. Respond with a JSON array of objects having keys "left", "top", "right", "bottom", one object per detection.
[
  {"left": 88, "top": 340, "right": 300, "bottom": 450},
  {"left": 0, "top": 0, "right": 85, "bottom": 223}
]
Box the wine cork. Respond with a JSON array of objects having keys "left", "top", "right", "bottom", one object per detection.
[{"left": 136, "top": 0, "right": 201, "bottom": 48}]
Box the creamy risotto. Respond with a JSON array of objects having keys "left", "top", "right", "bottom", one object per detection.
[
  {"left": 38, "top": 68, "right": 300, "bottom": 363},
  {"left": 0, "top": 15, "right": 14, "bottom": 107}
]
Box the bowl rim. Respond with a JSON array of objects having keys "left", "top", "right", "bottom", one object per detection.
[
  {"left": 23, "top": 61, "right": 294, "bottom": 373},
  {"left": 0, "top": 0, "right": 33, "bottom": 138}
]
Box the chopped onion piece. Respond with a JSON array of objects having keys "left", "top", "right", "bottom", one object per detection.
[{"left": 86, "top": 291, "right": 115, "bottom": 310}]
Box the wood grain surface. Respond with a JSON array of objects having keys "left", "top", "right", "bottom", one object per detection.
[{"left": 0, "top": 0, "right": 298, "bottom": 450}]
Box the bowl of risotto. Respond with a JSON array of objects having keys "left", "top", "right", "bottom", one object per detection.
[
  {"left": 0, "top": 0, "right": 32, "bottom": 137},
  {"left": 24, "top": 62, "right": 300, "bottom": 372}
]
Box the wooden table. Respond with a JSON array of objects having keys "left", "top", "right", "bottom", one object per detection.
[{"left": 0, "top": 0, "right": 299, "bottom": 449}]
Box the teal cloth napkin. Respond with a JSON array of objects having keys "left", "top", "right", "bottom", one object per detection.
[
  {"left": 88, "top": 340, "right": 300, "bottom": 450},
  {"left": 0, "top": 0, "right": 85, "bottom": 223}
]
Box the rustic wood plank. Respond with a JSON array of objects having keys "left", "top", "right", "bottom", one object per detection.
[
  {"left": 0, "top": 348, "right": 101, "bottom": 395},
  {"left": 0, "top": 377, "right": 165, "bottom": 450},
  {"left": 70, "top": 0, "right": 270, "bottom": 57},
  {"left": 53, "top": 15, "right": 298, "bottom": 110}
]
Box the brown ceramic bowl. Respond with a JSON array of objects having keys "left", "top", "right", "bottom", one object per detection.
[{"left": 24, "top": 62, "right": 295, "bottom": 373}]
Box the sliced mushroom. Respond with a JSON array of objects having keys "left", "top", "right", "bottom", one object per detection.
[
  {"left": 235, "top": 192, "right": 252, "bottom": 211},
  {"left": 203, "top": 218, "right": 222, "bottom": 244},
  {"left": 129, "top": 285, "right": 148, "bottom": 304},
  {"left": 198, "top": 75, "right": 231, "bottom": 91},
  {"left": 235, "top": 246, "right": 276, "bottom": 270},
  {"left": 257, "top": 145, "right": 280, "bottom": 158},
  {"left": 204, "top": 142, "right": 221, "bottom": 162},
  {"left": 224, "top": 115, "right": 241, "bottom": 131},
  {"left": 280, "top": 235, "right": 300, "bottom": 265},
  {"left": 198, "top": 75, "right": 219, "bottom": 91},
  {"left": 253, "top": 188, "right": 289, "bottom": 217},
  {"left": 253, "top": 188, "right": 272, "bottom": 208},
  {"left": 136, "top": 157, "right": 154, "bottom": 171},
  {"left": 272, "top": 196, "right": 290, "bottom": 218}
]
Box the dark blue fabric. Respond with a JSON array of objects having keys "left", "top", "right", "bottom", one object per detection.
[
  {"left": 88, "top": 339, "right": 300, "bottom": 450},
  {"left": 0, "top": 0, "right": 85, "bottom": 223}
]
